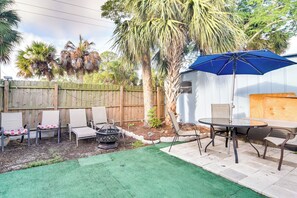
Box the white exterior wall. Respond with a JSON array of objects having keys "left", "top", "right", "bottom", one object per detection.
[{"left": 177, "top": 57, "right": 297, "bottom": 123}]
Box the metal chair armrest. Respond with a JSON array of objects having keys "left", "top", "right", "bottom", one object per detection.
[
  {"left": 265, "top": 128, "right": 292, "bottom": 146},
  {"left": 266, "top": 127, "right": 292, "bottom": 137}
]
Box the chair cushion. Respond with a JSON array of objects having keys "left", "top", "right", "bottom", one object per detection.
[
  {"left": 72, "top": 127, "right": 96, "bottom": 138},
  {"left": 4, "top": 127, "right": 28, "bottom": 136},
  {"left": 264, "top": 136, "right": 286, "bottom": 146},
  {"left": 38, "top": 124, "right": 58, "bottom": 129}
]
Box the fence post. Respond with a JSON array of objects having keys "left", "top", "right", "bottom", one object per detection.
[
  {"left": 53, "top": 83, "right": 59, "bottom": 110},
  {"left": 119, "top": 86, "right": 124, "bottom": 126},
  {"left": 3, "top": 80, "right": 9, "bottom": 112},
  {"left": 157, "top": 87, "right": 161, "bottom": 119}
]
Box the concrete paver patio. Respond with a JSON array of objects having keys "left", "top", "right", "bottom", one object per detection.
[{"left": 161, "top": 137, "right": 297, "bottom": 198}]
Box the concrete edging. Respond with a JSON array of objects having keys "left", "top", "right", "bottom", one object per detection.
[{"left": 118, "top": 127, "right": 208, "bottom": 145}]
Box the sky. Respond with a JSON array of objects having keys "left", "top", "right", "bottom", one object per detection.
[
  {"left": 2, "top": 0, "right": 115, "bottom": 79},
  {"left": 1, "top": 0, "right": 297, "bottom": 79}
]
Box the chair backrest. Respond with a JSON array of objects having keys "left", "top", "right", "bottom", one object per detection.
[
  {"left": 1, "top": 112, "right": 23, "bottom": 130},
  {"left": 42, "top": 110, "right": 60, "bottom": 126},
  {"left": 92, "top": 107, "right": 108, "bottom": 124},
  {"left": 211, "top": 104, "right": 231, "bottom": 118},
  {"left": 69, "top": 109, "right": 87, "bottom": 128},
  {"left": 168, "top": 111, "right": 180, "bottom": 134}
]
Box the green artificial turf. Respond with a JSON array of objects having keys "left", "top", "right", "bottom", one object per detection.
[{"left": 0, "top": 145, "right": 263, "bottom": 198}]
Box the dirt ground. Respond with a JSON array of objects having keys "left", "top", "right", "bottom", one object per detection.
[
  {"left": 0, "top": 122, "right": 210, "bottom": 173},
  {"left": 0, "top": 132, "right": 137, "bottom": 173}
]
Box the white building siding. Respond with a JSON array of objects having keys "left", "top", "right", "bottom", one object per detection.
[{"left": 177, "top": 57, "right": 297, "bottom": 123}]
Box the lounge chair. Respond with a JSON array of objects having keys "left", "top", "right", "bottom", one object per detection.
[
  {"left": 91, "top": 106, "right": 125, "bottom": 145},
  {"left": 168, "top": 111, "right": 202, "bottom": 154},
  {"left": 91, "top": 107, "right": 112, "bottom": 129},
  {"left": 263, "top": 128, "right": 297, "bottom": 170},
  {"left": 36, "top": 110, "right": 60, "bottom": 144},
  {"left": 68, "top": 109, "right": 97, "bottom": 147},
  {"left": 1, "top": 112, "right": 30, "bottom": 152}
]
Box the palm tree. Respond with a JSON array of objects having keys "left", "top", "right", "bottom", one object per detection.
[
  {"left": 60, "top": 35, "right": 101, "bottom": 82},
  {"left": 103, "top": 0, "right": 244, "bottom": 124},
  {"left": 0, "top": 0, "right": 21, "bottom": 63},
  {"left": 140, "top": 0, "right": 245, "bottom": 122},
  {"left": 112, "top": 17, "right": 154, "bottom": 124},
  {"left": 16, "top": 41, "right": 61, "bottom": 80}
]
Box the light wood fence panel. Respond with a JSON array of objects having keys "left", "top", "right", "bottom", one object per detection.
[{"left": 0, "top": 80, "right": 165, "bottom": 130}]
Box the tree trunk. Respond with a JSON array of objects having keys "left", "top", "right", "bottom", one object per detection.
[
  {"left": 164, "top": 43, "right": 183, "bottom": 125},
  {"left": 141, "top": 52, "right": 154, "bottom": 125},
  {"left": 164, "top": 62, "right": 181, "bottom": 125}
]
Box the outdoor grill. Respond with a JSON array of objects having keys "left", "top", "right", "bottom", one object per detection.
[{"left": 96, "top": 124, "right": 120, "bottom": 149}]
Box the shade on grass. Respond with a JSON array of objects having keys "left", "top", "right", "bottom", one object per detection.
[{"left": 0, "top": 145, "right": 263, "bottom": 198}]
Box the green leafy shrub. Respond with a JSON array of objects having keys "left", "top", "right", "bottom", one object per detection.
[{"left": 148, "top": 107, "right": 162, "bottom": 128}]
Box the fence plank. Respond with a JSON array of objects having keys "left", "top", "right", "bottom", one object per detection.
[
  {"left": 4, "top": 81, "right": 9, "bottom": 112},
  {"left": 119, "top": 86, "right": 124, "bottom": 126}
]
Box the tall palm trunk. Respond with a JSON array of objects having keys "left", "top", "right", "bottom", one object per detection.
[
  {"left": 164, "top": 42, "right": 183, "bottom": 125},
  {"left": 141, "top": 52, "right": 154, "bottom": 124}
]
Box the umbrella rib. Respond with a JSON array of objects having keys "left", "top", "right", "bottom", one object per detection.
[
  {"left": 238, "top": 58, "right": 264, "bottom": 74},
  {"left": 217, "top": 57, "right": 235, "bottom": 75}
]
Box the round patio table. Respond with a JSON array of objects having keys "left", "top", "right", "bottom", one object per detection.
[{"left": 199, "top": 118, "right": 267, "bottom": 163}]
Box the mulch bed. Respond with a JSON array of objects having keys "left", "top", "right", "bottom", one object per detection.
[{"left": 121, "top": 122, "right": 210, "bottom": 140}]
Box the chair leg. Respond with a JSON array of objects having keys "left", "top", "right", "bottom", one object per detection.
[
  {"left": 169, "top": 135, "right": 177, "bottom": 152},
  {"left": 1, "top": 133, "right": 4, "bottom": 152},
  {"left": 263, "top": 141, "right": 268, "bottom": 159},
  {"left": 278, "top": 144, "right": 285, "bottom": 171},
  {"left": 27, "top": 130, "right": 30, "bottom": 146},
  {"left": 198, "top": 136, "right": 202, "bottom": 148},
  {"left": 35, "top": 130, "right": 39, "bottom": 145},
  {"left": 76, "top": 136, "right": 79, "bottom": 147},
  {"left": 20, "top": 135, "right": 24, "bottom": 143},
  {"left": 58, "top": 128, "right": 61, "bottom": 143},
  {"left": 196, "top": 136, "right": 202, "bottom": 155}
]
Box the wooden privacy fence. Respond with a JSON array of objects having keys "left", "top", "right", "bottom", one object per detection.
[{"left": 0, "top": 80, "right": 165, "bottom": 130}]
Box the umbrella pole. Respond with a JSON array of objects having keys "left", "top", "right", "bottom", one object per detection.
[{"left": 230, "top": 62, "right": 236, "bottom": 121}]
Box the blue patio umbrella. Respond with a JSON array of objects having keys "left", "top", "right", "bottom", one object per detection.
[{"left": 189, "top": 49, "right": 297, "bottom": 116}]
